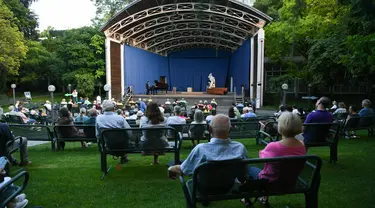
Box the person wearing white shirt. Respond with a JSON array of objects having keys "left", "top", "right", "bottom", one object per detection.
[
  {"left": 205, "top": 109, "right": 217, "bottom": 123},
  {"left": 166, "top": 106, "right": 186, "bottom": 125},
  {"left": 44, "top": 100, "right": 51, "bottom": 111},
  {"left": 96, "top": 95, "right": 102, "bottom": 104},
  {"left": 331, "top": 101, "right": 338, "bottom": 110}
]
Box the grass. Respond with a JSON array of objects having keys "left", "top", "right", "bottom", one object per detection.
[{"left": 11, "top": 131, "right": 375, "bottom": 208}]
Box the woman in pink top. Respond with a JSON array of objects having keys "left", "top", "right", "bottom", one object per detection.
[
  {"left": 249, "top": 112, "right": 306, "bottom": 181},
  {"left": 242, "top": 112, "right": 306, "bottom": 207}
]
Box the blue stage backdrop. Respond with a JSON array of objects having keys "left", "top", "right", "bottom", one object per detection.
[
  {"left": 124, "top": 45, "right": 167, "bottom": 94},
  {"left": 168, "top": 49, "right": 231, "bottom": 92},
  {"left": 229, "top": 39, "right": 250, "bottom": 94},
  {"left": 123, "top": 41, "right": 250, "bottom": 94}
]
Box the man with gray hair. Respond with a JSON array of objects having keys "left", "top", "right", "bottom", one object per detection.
[
  {"left": 359, "top": 99, "right": 374, "bottom": 117},
  {"left": 96, "top": 100, "right": 131, "bottom": 163},
  {"left": 168, "top": 114, "right": 248, "bottom": 177},
  {"left": 166, "top": 106, "right": 186, "bottom": 125}
]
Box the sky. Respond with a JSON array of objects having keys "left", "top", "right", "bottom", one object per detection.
[{"left": 30, "top": 0, "right": 97, "bottom": 32}]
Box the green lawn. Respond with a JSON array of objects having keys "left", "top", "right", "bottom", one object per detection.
[{"left": 14, "top": 132, "right": 375, "bottom": 208}]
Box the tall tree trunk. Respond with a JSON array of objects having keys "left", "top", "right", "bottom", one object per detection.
[{"left": 0, "top": 69, "right": 8, "bottom": 93}]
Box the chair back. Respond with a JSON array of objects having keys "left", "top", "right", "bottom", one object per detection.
[
  {"left": 8, "top": 115, "right": 24, "bottom": 124},
  {"left": 303, "top": 123, "right": 338, "bottom": 143},
  {"left": 345, "top": 117, "right": 360, "bottom": 129},
  {"left": 141, "top": 126, "right": 169, "bottom": 149},
  {"left": 263, "top": 121, "right": 279, "bottom": 138},
  {"left": 194, "top": 160, "right": 247, "bottom": 195},
  {"left": 9, "top": 124, "right": 53, "bottom": 142},
  {"left": 83, "top": 125, "right": 96, "bottom": 139},
  {"left": 268, "top": 158, "right": 306, "bottom": 191},
  {"left": 169, "top": 124, "right": 185, "bottom": 138},
  {"left": 101, "top": 129, "right": 131, "bottom": 154},
  {"left": 189, "top": 124, "right": 207, "bottom": 139},
  {"left": 359, "top": 116, "right": 374, "bottom": 128},
  {"left": 230, "top": 122, "right": 261, "bottom": 139},
  {"left": 333, "top": 113, "right": 348, "bottom": 120}
]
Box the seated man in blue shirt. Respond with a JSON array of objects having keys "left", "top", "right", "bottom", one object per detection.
[
  {"left": 168, "top": 114, "right": 248, "bottom": 177},
  {"left": 96, "top": 100, "right": 132, "bottom": 164},
  {"left": 358, "top": 99, "right": 374, "bottom": 117},
  {"left": 241, "top": 107, "right": 257, "bottom": 119}
]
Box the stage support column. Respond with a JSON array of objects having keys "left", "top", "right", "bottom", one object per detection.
[
  {"left": 121, "top": 43, "right": 125, "bottom": 98},
  {"left": 256, "top": 28, "right": 265, "bottom": 109},
  {"left": 250, "top": 36, "right": 255, "bottom": 100},
  {"left": 105, "top": 37, "right": 112, "bottom": 100}
]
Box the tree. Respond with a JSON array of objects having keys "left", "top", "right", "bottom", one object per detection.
[
  {"left": 253, "top": 0, "right": 283, "bottom": 20},
  {"left": 15, "top": 41, "right": 55, "bottom": 85},
  {"left": 91, "top": 0, "right": 133, "bottom": 26},
  {"left": 0, "top": 0, "right": 28, "bottom": 91},
  {"left": 54, "top": 27, "right": 105, "bottom": 97},
  {"left": 3, "top": 0, "right": 38, "bottom": 40}
]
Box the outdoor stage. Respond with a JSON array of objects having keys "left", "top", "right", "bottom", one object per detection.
[{"left": 133, "top": 91, "right": 235, "bottom": 106}]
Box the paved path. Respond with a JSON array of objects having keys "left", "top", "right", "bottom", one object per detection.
[{"left": 28, "top": 141, "right": 48, "bottom": 147}]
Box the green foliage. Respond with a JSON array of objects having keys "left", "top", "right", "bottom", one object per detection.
[
  {"left": 3, "top": 0, "right": 38, "bottom": 40},
  {"left": 54, "top": 27, "right": 106, "bottom": 97},
  {"left": 0, "top": 0, "right": 27, "bottom": 76},
  {"left": 257, "top": 0, "right": 375, "bottom": 88},
  {"left": 91, "top": 0, "right": 133, "bottom": 26},
  {"left": 16, "top": 41, "right": 55, "bottom": 84},
  {"left": 340, "top": 33, "right": 375, "bottom": 78},
  {"left": 253, "top": 0, "right": 283, "bottom": 20}
]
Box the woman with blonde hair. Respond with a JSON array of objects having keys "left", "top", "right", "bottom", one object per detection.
[{"left": 242, "top": 112, "right": 306, "bottom": 206}]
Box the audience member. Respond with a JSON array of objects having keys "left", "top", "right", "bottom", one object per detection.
[
  {"left": 242, "top": 112, "right": 305, "bottom": 205},
  {"left": 16, "top": 106, "right": 36, "bottom": 124},
  {"left": 292, "top": 105, "right": 299, "bottom": 114},
  {"left": 303, "top": 97, "right": 334, "bottom": 143},
  {"left": 345, "top": 105, "right": 360, "bottom": 139},
  {"left": 166, "top": 106, "right": 186, "bottom": 125},
  {"left": 228, "top": 107, "right": 238, "bottom": 121},
  {"left": 0, "top": 167, "right": 29, "bottom": 207},
  {"left": 0, "top": 122, "right": 32, "bottom": 166},
  {"left": 189, "top": 110, "right": 207, "bottom": 146},
  {"left": 135, "top": 111, "right": 144, "bottom": 125},
  {"left": 331, "top": 101, "right": 338, "bottom": 110},
  {"left": 168, "top": 114, "right": 248, "bottom": 177},
  {"left": 84, "top": 109, "right": 97, "bottom": 125},
  {"left": 57, "top": 107, "right": 84, "bottom": 149},
  {"left": 231, "top": 103, "right": 240, "bottom": 116},
  {"left": 333, "top": 102, "right": 347, "bottom": 115},
  {"left": 205, "top": 109, "right": 217, "bottom": 123},
  {"left": 358, "top": 99, "right": 374, "bottom": 117},
  {"left": 44, "top": 100, "right": 52, "bottom": 111},
  {"left": 241, "top": 107, "right": 256, "bottom": 119},
  {"left": 61, "top": 99, "right": 67, "bottom": 108},
  {"left": 116, "top": 109, "right": 124, "bottom": 117},
  {"left": 96, "top": 100, "right": 131, "bottom": 163},
  {"left": 139, "top": 99, "right": 147, "bottom": 113},
  {"left": 139, "top": 102, "right": 168, "bottom": 165},
  {"left": 74, "top": 108, "right": 89, "bottom": 123}
]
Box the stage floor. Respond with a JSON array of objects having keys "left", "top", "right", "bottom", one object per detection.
[{"left": 133, "top": 92, "right": 235, "bottom": 106}]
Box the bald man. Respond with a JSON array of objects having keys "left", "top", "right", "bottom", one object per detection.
[{"left": 168, "top": 114, "right": 248, "bottom": 178}]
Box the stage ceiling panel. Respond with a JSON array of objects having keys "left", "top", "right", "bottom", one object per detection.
[{"left": 101, "top": 0, "right": 272, "bottom": 56}]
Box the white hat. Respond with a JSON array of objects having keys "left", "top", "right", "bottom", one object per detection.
[{"left": 137, "top": 111, "right": 144, "bottom": 117}]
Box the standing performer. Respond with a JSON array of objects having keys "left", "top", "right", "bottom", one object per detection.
[
  {"left": 72, "top": 89, "right": 78, "bottom": 103},
  {"left": 146, "top": 81, "right": 150, "bottom": 95}
]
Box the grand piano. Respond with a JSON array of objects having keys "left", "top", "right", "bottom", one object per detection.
[{"left": 152, "top": 77, "right": 168, "bottom": 94}]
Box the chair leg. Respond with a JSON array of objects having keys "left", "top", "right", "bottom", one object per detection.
[
  {"left": 305, "top": 192, "right": 318, "bottom": 208},
  {"left": 330, "top": 145, "right": 338, "bottom": 163}
]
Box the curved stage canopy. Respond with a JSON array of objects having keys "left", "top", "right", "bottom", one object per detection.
[{"left": 101, "top": 0, "right": 272, "bottom": 107}]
